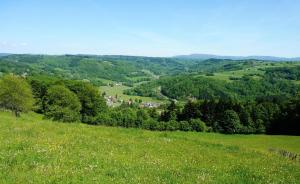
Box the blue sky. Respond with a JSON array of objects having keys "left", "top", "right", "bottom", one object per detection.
[{"left": 0, "top": 0, "right": 300, "bottom": 57}]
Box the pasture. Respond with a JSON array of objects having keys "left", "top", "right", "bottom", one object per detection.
[{"left": 0, "top": 111, "right": 299, "bottom": 183}]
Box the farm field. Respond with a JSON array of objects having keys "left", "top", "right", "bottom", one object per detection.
[{"left": 0, "top": 111, "right": 299, "bottom": 184}]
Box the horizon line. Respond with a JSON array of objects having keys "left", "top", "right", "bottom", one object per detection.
[{"left": 1, "top": 52, "right": 300, "bottom": 59}]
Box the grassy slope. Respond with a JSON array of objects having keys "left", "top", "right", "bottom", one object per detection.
[{"left": 0, "top": 111, "right": 300, "bottom": 184}]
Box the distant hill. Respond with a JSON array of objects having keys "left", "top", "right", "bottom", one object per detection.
[
  {"left": 175, "top": 54, "right": 300, "bottom": 61},
  {"left": 0, "top": 53, "right": 11, "bottom": 57}
]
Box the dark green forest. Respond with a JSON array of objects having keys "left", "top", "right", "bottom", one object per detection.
[{"left": 127, "top": 74, "right": 299, "bottom": 100}]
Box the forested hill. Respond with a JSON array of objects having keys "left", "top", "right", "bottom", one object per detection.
[
  {"left": 0, "top": 55, "right": 189, "bottom": 81},
  {"left": 0, "top": 54, "right": 192, "bottom": 84},
  {"left": 1, "top": 54, "right": 297, "bottom": 85}
]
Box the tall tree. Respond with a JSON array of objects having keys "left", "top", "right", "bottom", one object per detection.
[
  {"left": 0, "top": 75, "right": 34, "bottom": 117},
  {"left": 180, "top": 100, "right": 201, "bottom": 121},
  {"left": 66, "top": 81, "right": 107, "bottom": 124},
  {"left": 44, "top": 85, "right": 81, "bottom": 122},
  {"left": 219, "top": 110, "right": 241, "bottom": 134},
  {"left": 160, "top": 100, "right": 179, "bottom": 122}
]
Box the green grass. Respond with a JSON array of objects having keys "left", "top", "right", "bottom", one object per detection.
[
  {"left": 0, "top": 111, "right": 300, "bottom": 183},
  {"left": 100, "top": 85, "right": 164, "bottom": 103},
  {"left": 197, "top": 67, "right": 264, "bottom": 82}
]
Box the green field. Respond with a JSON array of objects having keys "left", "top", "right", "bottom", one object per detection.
[
  {"left": 100, "top": 85, "right": 164, "bottom": 103},
  {"left": 0, "top": 111, "right": 299, "bottom": 183},
  {"left": 199, "top": 68, "right": 264, "bottom": 81}
]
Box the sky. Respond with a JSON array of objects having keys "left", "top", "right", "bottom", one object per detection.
[{"left": 0, "top": 0, "right": 300, "bottom": 57}]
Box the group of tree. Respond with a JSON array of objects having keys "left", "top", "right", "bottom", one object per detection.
[
  {"left": 168, "top": 97, "right": 300, "bottom": 135},
  {"left": 94, "top": 102, "right": 207, "bottom": 132},
  {"left": 265, "top": 66, "right": 300, "bottom": 80},
  {"left": 29, "top": 76, "right": 107, "bottom": 123},
  {"left": 49, "top": 93, "right": 300, "bottom": 135},
  {"left": 0, "top": 74, "right": 107, "bottom": 123}
]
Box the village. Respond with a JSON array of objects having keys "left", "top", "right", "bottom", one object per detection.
[{"left": 101, "top": 82, "right": 160, "bottom": 108}]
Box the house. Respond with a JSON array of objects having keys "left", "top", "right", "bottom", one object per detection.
[
  {"left": 140, "top": 102, "right": 160, "bottom": 108},
  {"left": 105, "top": 96, "right": 118, "bottom": 107}
]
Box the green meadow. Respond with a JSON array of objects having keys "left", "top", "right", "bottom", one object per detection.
[
  {"left": 100, "top": 85, "right": 164, "bottom": 103},
  {"left": 0, "top": 111, "right": 299, "bottom": 183}
]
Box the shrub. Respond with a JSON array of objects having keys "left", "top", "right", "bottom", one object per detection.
[
  {"left": 179, "top": 121, "right": 192, "bottom": 131},
  {"left": 164, "top": 120, "right": 180, "bottom": 131},
  {"left": 142, "top": 119, "right": 159, "bottom": 130},
  {"left": 190, "top": 119, "right": 207, "bottom": 132},
  {"left": 95, "top": 113, "right": 116, "bottom": 126}
]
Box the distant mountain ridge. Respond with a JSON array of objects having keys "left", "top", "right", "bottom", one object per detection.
[
  {"left": 1, "top": 53, "right": 300, "bottom": 61},
  {"left": 175, "top": 54, "right": 300, "bottom": 61},
  {"left": 0, "top": 53, "right": 11, "bottom": 57}
]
